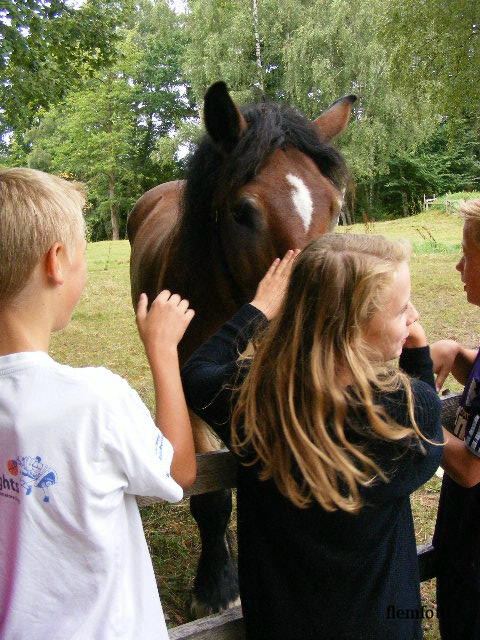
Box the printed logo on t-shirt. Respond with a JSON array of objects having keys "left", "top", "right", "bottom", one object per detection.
[
  {"left": 155, "top": 435, "right": 170, "bottom": 477},
  {"left": 155, "top": 434, "right": 165, "bottom": 460},
  {"left": 1, "top": 456, "right": 57, "bottom": 504}
]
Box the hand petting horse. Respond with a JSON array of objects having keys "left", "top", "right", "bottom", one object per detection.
[{"left": 128, "top": 81, "right": 356, "bottom": 618}]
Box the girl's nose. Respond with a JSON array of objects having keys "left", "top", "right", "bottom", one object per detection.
[{"left": 406, "top": 302, "right": 419, "bottom": 326}]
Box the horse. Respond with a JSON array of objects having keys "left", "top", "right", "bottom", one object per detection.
[{"left": 128, "top": 81, "right": 356, "bottom": 617}]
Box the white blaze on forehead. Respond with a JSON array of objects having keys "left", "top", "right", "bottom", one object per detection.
[{"left": 286, "top": 174, "right": 313, "bottom": 232}]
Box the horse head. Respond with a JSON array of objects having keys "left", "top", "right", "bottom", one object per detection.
[
  {"left": 129, "top": 82, "right": 356, "bottom": 359},
  {"left": 181, "top": 81, "right": 356, "bottom": 306}
]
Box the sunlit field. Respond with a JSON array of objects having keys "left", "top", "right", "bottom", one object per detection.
[{"left": 50, "top": 208, "right": 477, "bottom": 637}]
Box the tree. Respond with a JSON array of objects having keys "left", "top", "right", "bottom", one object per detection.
[
  {"left": 183, "top": 0, "right": 309, "bottom": 105},
  {"left": 183, "top": 0, "right": 439, "bottom": 219},
  {"left": 374, "top": 119, "right": 480, "bottom": 216},
  {"left": 25, "top": 0, "right": 193, "bottom": 240},
  {"left": 383, "top": 0, "right": 479, "bottom": 119},
  {"left": 27, "top": 72, "right": 137, "bottom": 240},
  {"left": 0, "top": 0, "right": 132, "bottom": 137},
  {"left": 124, "top": 0, "right": 195, "bottom": 195}
]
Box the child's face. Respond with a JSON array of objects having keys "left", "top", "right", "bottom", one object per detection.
[
  {"left": 456, "top": 222, "right": 480, "bottom": 307},
  {"left": 363, "top": 261, "right": 419, "bottom": 361}
]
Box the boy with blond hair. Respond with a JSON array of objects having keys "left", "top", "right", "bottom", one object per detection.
[
  {"left": 431, "top": 198, "right": 480, "bottom": 639},
  {"left": 0, "top": 168, "right": 196, "bottom": 639}
]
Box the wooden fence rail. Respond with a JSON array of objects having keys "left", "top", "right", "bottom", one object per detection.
[{"left": 137, "top": 394, "right": 460, "bottom": 640}]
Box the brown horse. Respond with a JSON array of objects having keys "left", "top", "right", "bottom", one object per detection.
[{"left": 128, "top": 81, "right": 356, "bottom": 616}]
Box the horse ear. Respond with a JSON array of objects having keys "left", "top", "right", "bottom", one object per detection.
[
  {"left": 312, "top": 95, "right": 357, "bottom": 143},
  {"left": 204, "top": 81, "right": 248, "bottom": 153}
]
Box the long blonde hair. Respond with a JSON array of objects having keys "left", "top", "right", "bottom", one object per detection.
[{"left": 232, "top": 233, "right": 424, "bottom": 513}]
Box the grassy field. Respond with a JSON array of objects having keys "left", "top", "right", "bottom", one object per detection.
[{"left": 50, "top": 208, "right": 479, "bottom": 637}]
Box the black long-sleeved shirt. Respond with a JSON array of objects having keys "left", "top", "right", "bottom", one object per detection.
[{"left": 181, "top": 304, "right": 443, "bottom": 640}]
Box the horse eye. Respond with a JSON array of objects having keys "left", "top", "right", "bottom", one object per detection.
[{"left": 231, "top": 200, "right": 260, "bottom": 229}]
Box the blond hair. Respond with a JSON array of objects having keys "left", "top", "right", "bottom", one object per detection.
[
  {"left": 232, "top": 233, "right": 423, "bottom": 513},
  {"left": 0, "top": 168, "right": 86, "bottom": 304},
  {"left": 461, "top": 198, "right": 480, "bottom": 244}
]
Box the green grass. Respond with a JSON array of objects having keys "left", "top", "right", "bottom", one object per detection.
[
  {"left": 49, "top": 209, "right": 479, "bottom": 637},
  {"left": 434, "top": 191, "right": 480, "bottom": 210},
  {"left": 343, "top": 208, "right": 464, "bottom": 249}
]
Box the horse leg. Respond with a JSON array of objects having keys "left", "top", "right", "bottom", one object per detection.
[{"left": 189, "top": 415, "right": 240, "bottom": 617}]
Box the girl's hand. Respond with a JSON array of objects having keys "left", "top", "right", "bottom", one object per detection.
[
  {"left": 251, "top": 249, "right": 301, "bottom": 320},
  {"left": 404, "top": 319, "right": 427, "bottom": 349},
  {"left": 430, "top": 339, "right": 461, "bottom": 392},
  {"left": 136, "top": 291, "right": 195, "bottom": 357}
]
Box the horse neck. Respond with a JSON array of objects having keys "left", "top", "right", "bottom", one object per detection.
[{"left": 174, "top": 220, "right": 249, "bottom": 311}]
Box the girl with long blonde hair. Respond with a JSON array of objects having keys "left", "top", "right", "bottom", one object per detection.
[{"left": 182, "top": 233, "right": 443, "bottom": 640}]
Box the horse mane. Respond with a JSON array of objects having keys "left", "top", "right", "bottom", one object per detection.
[{"left": 181, "top": 100, "right": 349, "bottom": 237}]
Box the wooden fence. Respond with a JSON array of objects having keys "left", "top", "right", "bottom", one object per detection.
[
  {"left": 137, "top": 394, "right": 460, "bottom": 640},
  {"left": 423, "top": 194, "right": 437, "bottom": 210}
]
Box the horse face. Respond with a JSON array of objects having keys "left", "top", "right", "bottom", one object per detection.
[
  {"left": 128, "top": 83, "right": 356, "bottom": 358},
  {"left": 204, "top": 82, "right": 355, "bottom": 299},
  {"left": 215, "top": 148, "right": 343, "bottom": 299},
  {"left": 236, "top": 146, "right": 344, "bottom": 246}
]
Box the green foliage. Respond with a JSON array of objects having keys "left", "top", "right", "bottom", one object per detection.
[
  {"left": 184, "top": 0, "right": 258, "bottom": 105},
  {"left": 2, "top": 0, "right": 478, "bottom": 231},
  {"left": 24, "top": 0, "right": 191, "bottom": 240},
  {"left": 26, "top": 73, "right": 137, "bottom": 239},
  {"left": 435, "top": 192, "right": 480, "bottom": 206},
  {"left": 0, "top": 0, "right": 133, "bottom": 136},
  {"left": 383, "top": 0, "right": 480, "bottom": 119},
  {"left": 360, "top": 120, "right": 480, "bottom": 218},
  {"left": 124, "top": 0, "right": 195, "bottom": 193},
  {"left": 283, "top": 0, "right": 440, "bottom": 181}
]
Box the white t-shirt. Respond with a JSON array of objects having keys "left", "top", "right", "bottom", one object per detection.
[{"left": 0, "top": 351, "right": 183, "bottom": 639}]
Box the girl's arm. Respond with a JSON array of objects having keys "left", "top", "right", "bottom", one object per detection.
[
  {"left": 136, "top": 291, "right": 196, "bottom": 489},
  {"left": 404, "top": 326, "right": 480, "bottom": 487},
  {"left": 182, "top": 250, "right": 299, "bottom": 447},
  {"left": 370, "top": 381, "right": 443, "bottom": 502},
  {"left": 369, "top": 320, "right": 443, "bottom": 502},
  {"left": 181, "top": 304, "right": 267, "bottom": 446},
  {"left": 399, "top": 320, "right": 436, "bottom": 388}
]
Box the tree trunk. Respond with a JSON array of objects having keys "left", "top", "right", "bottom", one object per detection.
[
  {"left": 402, "top": 192, "right": 409, "bottom": 217},
  {"left": 251, "top": 0, "right": 264, "bottom": 92},
  {"left": 109, "top": 171, "right": 120, "bottom": 240}
]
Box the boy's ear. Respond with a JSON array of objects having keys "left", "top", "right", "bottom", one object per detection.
[{"left": 45, "top": 244, "right": 65, "bottom": 285}]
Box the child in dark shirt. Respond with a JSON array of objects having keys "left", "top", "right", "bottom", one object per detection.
[
  {"left": 182, "top": 233, "right": 443, "bottom": 640},
  {"left": 430, "top": 198, "right": 480, "bottom": 640}
]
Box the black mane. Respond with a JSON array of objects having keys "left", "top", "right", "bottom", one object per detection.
[{"left": 181, "top": 100, "right": 348, "bottom": 234}]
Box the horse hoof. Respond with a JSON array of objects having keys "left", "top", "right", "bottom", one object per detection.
[{"left": 189, "top": 593, "right": 241, "bottom": 619}]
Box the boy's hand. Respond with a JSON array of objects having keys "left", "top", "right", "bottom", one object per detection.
[
  {"left": 136, "top": 291, "right": 195, "bottom": 357},
  {"left": 251, "top": 249, "right": 301, "bottom": 320},
  {"left": 430, "top": 339, "right": 460, "bottom": 392}
]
